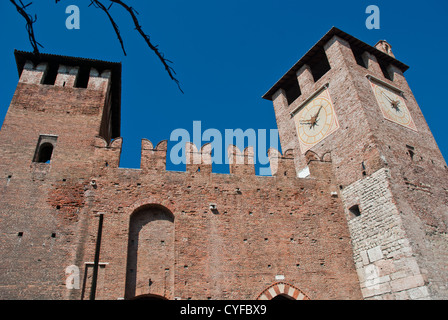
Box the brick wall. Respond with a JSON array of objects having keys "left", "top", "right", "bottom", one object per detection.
[
  {"left": 0, "top": 52, "right": 362, "bottom": 299},
  {"left": 79, "top": 142, "right": 361, "bottom": 300},
  {"left": 268, "top": 29, "right": 448, "bottom": 299},
  {"left": 2, "top": 27, "right": 447, "bottom": 300},
  {"left": 0, "top": 56, "right": 113, "bottom": 299}
]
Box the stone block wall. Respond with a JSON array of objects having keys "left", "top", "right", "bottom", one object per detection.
[{"left": 342, "top": 168, "right": 430, "bottom": 299}]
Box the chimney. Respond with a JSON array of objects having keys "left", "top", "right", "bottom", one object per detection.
[{"left": 374, "top": 40, "right": 395, "bottom": 58}]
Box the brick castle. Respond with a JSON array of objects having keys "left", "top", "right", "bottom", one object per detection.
[{"left": 0, "top": 27, "right": 447, "bottom": 300}]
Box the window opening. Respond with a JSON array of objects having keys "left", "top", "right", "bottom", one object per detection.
[
  {"left": 349, "top": 205, "right": 361, "bottom": 219},
  {"left": 33, "top": 135, "right": 58, "bottom": 163}
]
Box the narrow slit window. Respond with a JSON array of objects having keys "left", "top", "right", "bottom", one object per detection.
[{"left": 406, "top": 145, "right": 415, "bottom": 161}]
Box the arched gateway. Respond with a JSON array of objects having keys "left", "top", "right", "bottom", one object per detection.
[{"left": 257, "top": 282, "right": 310, "bottom": 300}]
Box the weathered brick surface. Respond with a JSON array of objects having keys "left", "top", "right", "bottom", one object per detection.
[
  {"left": 0, "top": 51, "right": 362, "bottom": 300},
  {"left": 77, "top": 143, "right": 361, "bottom": 300},
  {"left": 1, "top": 27, "right": 446, "bottom": 300},
  {"left": 268, "top": 28, "right": 448, "bottom": 299}
]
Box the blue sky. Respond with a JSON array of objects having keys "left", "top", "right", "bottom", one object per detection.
[{"left": 0, "top": 1, "right": 447, "bottom": 173}]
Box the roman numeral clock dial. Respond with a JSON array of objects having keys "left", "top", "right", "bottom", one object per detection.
[
  {"left": 369, "top": 77, "right": 417, "bottom": 131},
  {"left": 293, "top": 87, "right": 340, "bottom": 154}
]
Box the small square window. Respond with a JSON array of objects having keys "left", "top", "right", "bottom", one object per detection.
[{"left": 349, "top": 205, "right": 361, "bottom": 219}]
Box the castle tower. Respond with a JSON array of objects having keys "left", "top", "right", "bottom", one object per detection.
[
  {"left": 1, "top": 51, "right": 121, "bottom": 177},
  {"left": 0, "top": 49, "right": 365, "bottom": 301},
  {"left": 0, "top": 51, "right": 121, "bottom": 299},
  {"left": 263, "top": 27, "right": 448, "bottom": 299},
  {"left": 2, "top": 28, "right": 446, "bottom": 301}
]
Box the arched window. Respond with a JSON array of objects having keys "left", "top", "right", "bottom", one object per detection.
[
  {"left": 33, "top": 135, "right": 58, "bottom": 164},
  {"left": 37, "top": 143, "right": 54, "bottom": 163}
]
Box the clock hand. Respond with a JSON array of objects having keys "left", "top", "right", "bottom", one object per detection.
[
  {"left": 382, "top": 91, "right": 401, "bottom": 111},
  {"left": 313, "top": 106, "right": 323, "bottom": 119},
  {"left": 382, "top": 92, "right": 394, "bottom": 103},
  {"left": 305, "top": 106, "right": 323, "bottom": 130},
  {"left": 301, "top": 117, "right": 315, "bottom": 129},
  {"left": 311, "top": 119, "right": 321, "bottom": 129},
  {"left": 391, "top": 99, "right": 401, "bottom": 111},
  {"left": 309, "top": 118, "right": 319, "bottom": 130}
]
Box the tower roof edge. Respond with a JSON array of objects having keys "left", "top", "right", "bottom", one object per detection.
[
  {"left": 13, "top": 50, "right": 122, "bottom": 138},
  {"left": 262, "top": 27, "right": 409, "bottom": 101}
]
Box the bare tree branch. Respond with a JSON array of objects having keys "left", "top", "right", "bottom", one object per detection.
[
  {"left": 56, "top": 0, "right": 127, "bottom": 56},
  {"left": 10, "top": 0, "right": 43, "bottom": 55},
  {"left": 87, "top": 0, "right": 127, "bottom": 56},
  {"left": 108, "top": 0, "right": 183, "bottom": 93},
  {"left": 11, "top": 0, "right": 183, "bottom": 92}
]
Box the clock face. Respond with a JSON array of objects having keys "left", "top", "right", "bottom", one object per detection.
[
  {"left": 293, "top": 88, "right": 339, "bottom": 154},
  {"left": 370, "top": 80, "right": 417, "bottom": 131}
]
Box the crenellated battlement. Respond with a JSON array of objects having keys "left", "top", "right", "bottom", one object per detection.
[
  {"left": 268, "top": 148, "right": 296, "bottom": 177},
  {"left": 141, "top": 139, "right": 168, "bottom": 172},
  {"left": 92, "top": 136, "right": 333, "bottom": 180},
  {"left": 227, "top": 145, "right": 255, "bottom": 175},
  {"left": 186, "top": 142, "right": 212, "bottom": 174},
  {"left": 13, "top": 50, "right": 122, "bottom": 140},
  {"left": 18, "top": 60, "right": 48, "bottom": 85},
  {"left": 12, "top": 51, "right": 334, "bottom": 181},
  {"left": 94, "top": 136, "right": 123, "bottom": 169},
  {"left": 18, "top": 59, "right": 112, "bottom": 91},
  {"left": 2, "top": 28, "right": 447, "bottom": 301}
]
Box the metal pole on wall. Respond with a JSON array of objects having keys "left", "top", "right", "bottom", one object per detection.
[{"left": 90, "top": 212, "right": 104, "bottom": 300}]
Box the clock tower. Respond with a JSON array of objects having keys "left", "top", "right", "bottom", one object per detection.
[
  {"left": 293, "top": 85, "right": 340, "bottom": 154},
  {"left": 263, "top": 27, "right": 448, "bottom": 299}
]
